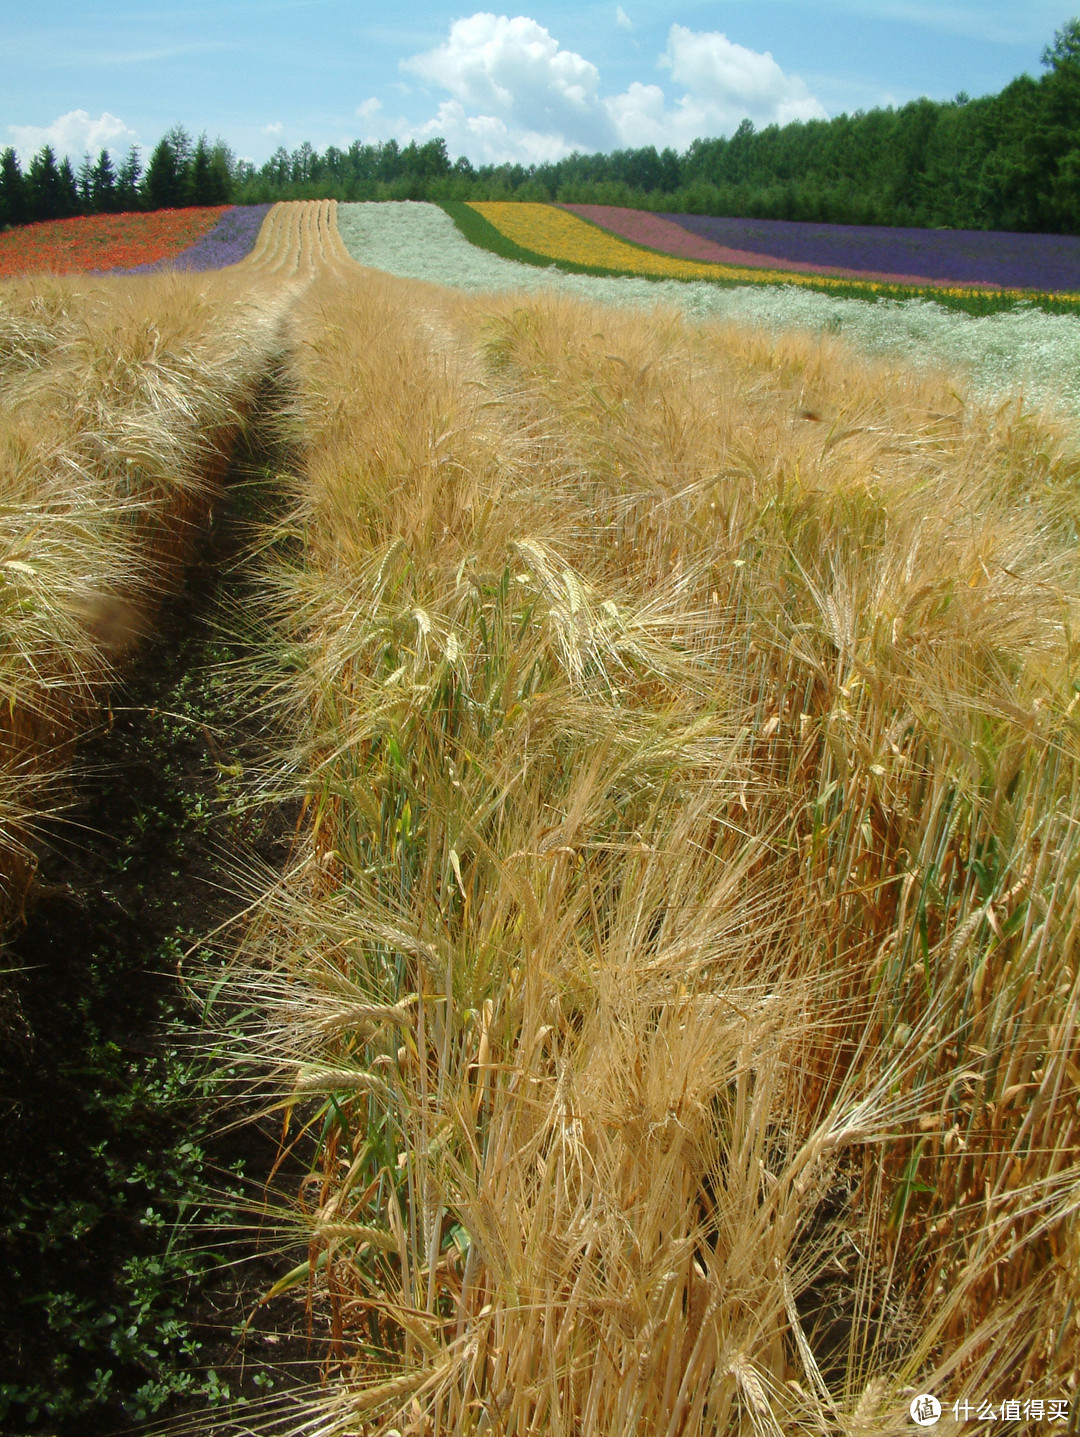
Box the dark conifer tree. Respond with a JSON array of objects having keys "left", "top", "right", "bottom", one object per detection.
[
  {"left": 57, "top": 156, "right": 81, "bottom": 216},
  {"left": 166, "top": 125, "right": 193, "bottom": 177},
  {"left": 116, "top": 146, "right": 142, "bottom": 210},
  {"left": 181, "top": 133, "right": 232, "bottom": 205},
  {"left": 76, "top": 152, "right": 94, "bottom": 210},
  {"left": 187, "top": 133, "right": 213, "bottom": 204},
  {"left": 28, "top": 145, "right": 65, "bottom": 220},
  {"left": 91, "top": 149, "right": 117, "bottom": 212},
  {"left": 0, "top": 147, "right": 28, "bottom": 227},
  {"left": 376, "top": 138, "right": 401, "bottom": 183},
  {"left": 144, "top": 134, "right": 183, "bottom": 209},
  {"left": 206, "top": 141, "right": 234, "bottom": 203},
  {"left": 291, "top": 140, "right": 316, "bottom": 185},
  {"left": 266, "top": 146, "right": 290, "bottom": 188}
]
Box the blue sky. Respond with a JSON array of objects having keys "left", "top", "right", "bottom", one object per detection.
[{"left": 1, "top": 1, "right": 1074, "bottom": 169}]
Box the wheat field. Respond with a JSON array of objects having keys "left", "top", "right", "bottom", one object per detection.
[
  {"left": 0, "top": 201, "right": 357, "bottom": 908},
  {"left": 219, "top": 249, "right": 1080, "bottom": 1433},
  {"left": 2, "top": 203, "right": 1078, "bottom": 1433}
]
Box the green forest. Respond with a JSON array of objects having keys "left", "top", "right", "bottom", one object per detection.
[{"left": 4, "top": 17, "right": 1080, "bottom": 234}]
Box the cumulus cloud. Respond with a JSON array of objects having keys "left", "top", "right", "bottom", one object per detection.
[
  {"left": 394, "top": 14, "right": 825, "bottom": 165},
  {"left": 262, "top": 121, "right": 284, "bottom": 136},
  {"left": 606, "top": 26, "right": 826, "bottom": 150},
  {"left": 7, "top": 109, "right": 138, "bottom": 163},
  {"left": 615, "top": 7, "right": 633, "bottom": 31},
  {"left": 356, "top": 98, "right": 383, "bottom": 121},
  {"left": 401, "top": 13, "right": 617, "bottom": 160},
  {"left": 411, "top": 98, "right": 577, "bottom": 166},
  {"left": 661, "top": 25, "right": 826, "bottom": 131}
]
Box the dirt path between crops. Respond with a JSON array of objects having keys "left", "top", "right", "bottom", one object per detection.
[
  {"left": 0, "top": 205, "right": 365, "bottom": 1436},
  {"left": 0, "top": 376, "right": 334, "bottom": 1437}
]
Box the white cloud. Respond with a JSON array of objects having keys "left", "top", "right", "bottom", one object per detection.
[
  {"left": 412, "top": 98, "right": 577, "bottom": 165},
  {"left": 607, "top": 26, "right": 826, "bottom": 148},
  {"left": 402, "top": 13, "right": 617, "bottom": 159},
  {"left": 262, "top": 121, "right": 285, "bottom": 136},
  {"left": 616, "top": 6, "right": 633, "bottom": 31},
  {"left": 7, "top": 109, "right": 138, "bottom": 163},
  {"left": 664, "top": 26, "right": 826, "bottom": 126},
  {"left": 605, "top": 82, "right": 669, "bottom": 144},
  {"left": 393, "top": 14, "right": 825, "bottom": 165},
  {"left": 356, "top": 98, "right": 382, "bottom": 121}
]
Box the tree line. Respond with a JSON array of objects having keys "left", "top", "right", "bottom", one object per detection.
[
  {"left": 5, "top": 18, "right": 1080, "bottom": 234},
  {"left": 0, "top": 128, "right": 232, "bottom": 227}
]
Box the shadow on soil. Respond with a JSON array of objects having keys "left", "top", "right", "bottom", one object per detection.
[{"left": 0, "top": 386, "right": 328, "bottom": 1436}]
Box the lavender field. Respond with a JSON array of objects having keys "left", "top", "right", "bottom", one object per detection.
[
  {"left": 124, "top": 204, "right": 273, "bottom": 274},
  {"left": 664, "top": 213, "right": 1080, "bottom": 292}
]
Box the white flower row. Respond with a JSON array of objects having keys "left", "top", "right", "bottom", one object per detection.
[{"left": 337, "top": 202, "right": 1080, "bottom": 422}]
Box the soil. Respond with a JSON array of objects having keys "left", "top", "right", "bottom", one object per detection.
[{"left": 0, "top": 405, "right": 329, "bottom": 1436}]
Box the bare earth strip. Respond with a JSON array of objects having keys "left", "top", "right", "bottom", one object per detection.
[{"left": 0, "top": 199, "right": 347, "bottom": 913}]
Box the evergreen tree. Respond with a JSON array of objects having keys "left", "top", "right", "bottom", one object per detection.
[
  {"left": 410, "top": 137, "right": 451, "bottom": 178},
  {"left": 165, "top": 125, "right": 193, "bottom": 179},
  {"left": 183, "top": 134, "right": 232, "bottom": 205},
  {"left": 658, "top": 147, "right": 681, "bottom": 190},
  {"left": 1037, "top": 18, "right": 1080, "bottom": 230},
  {"left": 376, "top": 138, "right": 401, "bottom": 182},
  {"left": 143, "top": 126, "right": 194, "bottom": 209},
  {"left": 187, "top": 133, "right": 213, "bottom": 204},
  {"left": 0, "top": 147, "right": 28, "bottom": 227},
  {"left": 144, "top": 134, "right": 184, "bottom": 209},
  {"left": 1043, "top": 17, "right": 1080, "bottom": 71},
  {"left": 207, "top": 140, "right": 234, "bottom": 203},
  {"left": 76, "top": 152, "right": 94, "bottom": 210},
  {"left": 91, "top": 149, "right": 117, "bottom": 212},
  {"left": 116, "top": 146, "right": 142, "bottom": 210},
  {"left": 266, "top": 146, "right": 290, "bottom": 188},
  {"left": 28, "top": 145, "right": 65, "bottom": 221},
  {"left": 291, "top": 140, "right": 316, "bottom": 185},
  {"left": 57, "top": 156, "right": 80, "bottom": 217}
]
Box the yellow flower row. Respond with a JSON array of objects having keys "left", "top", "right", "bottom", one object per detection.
[{"left": 468, "top": 202, "right": 1080, "bottom": 303}]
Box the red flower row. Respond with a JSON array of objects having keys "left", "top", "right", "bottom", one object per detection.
[{"left": 0, "top": 208, "right": 230, "bottom": 279}]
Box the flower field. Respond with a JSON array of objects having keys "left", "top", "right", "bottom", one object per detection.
[
  {"left": 125, "top": 202, "right": 273, "bottom": 273},
  {"left": 468, "top": 200, "right": 1080, "bottom": 305},
  {"left": 337, "top": 201, "right": 1080, "bottom": 420},
  {"left": 563, "top": 202, "right": 1004, "bottom": 288},
  {"left": 0, "top": 207, "right": 228, "bottom": 278},
  {"left": 471, "top": 199, "right": 776, "bottom": 283},
  {"left": 663, "top": 210, "right": 1080, "bottom": 292}
]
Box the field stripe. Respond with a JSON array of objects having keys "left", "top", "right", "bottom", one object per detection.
[
  {"left": 470, "top": 200, "right": 745, "bottom": 282},
  {"left": 0, "top": 207, "right": 229, "bottom": 279},
  {"left": 330, "top": 201, "right": 1080, "bottom": 422},
  {"left": 470, "top": 201, "right": 1080, "bottom": 305},
  {"left": 559, "top": 203, "right": 1003, "bottom": 290},
  {"left": 234, "top": 200, "right": 355, "bottom": 284}
]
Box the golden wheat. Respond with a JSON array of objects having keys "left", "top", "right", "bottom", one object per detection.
[
  {"left": 0, "top": 254, "right": 300, "bottom": 910},
  {"left": 214, "top": 257, "right": 1080, "bottom": 1434}
]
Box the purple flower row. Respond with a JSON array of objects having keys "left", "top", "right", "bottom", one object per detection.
[
  {"left": 662, "top": 213, "right": 1080, "bottom": 292},
  {"left": 122, "top": 204, "right": 273, "bottom": 275}
]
